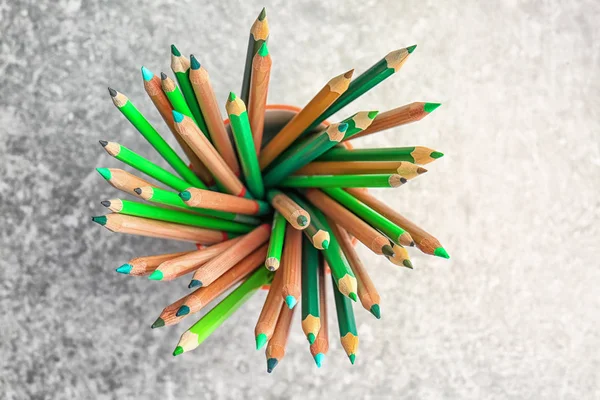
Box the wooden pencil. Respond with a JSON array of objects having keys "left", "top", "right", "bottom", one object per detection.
[
  {"left": 294, "top": 161, "right": 427, "bottom": 179},
  {"left": 265, "top": 211, "right": 286, "bottom": 271},
  {"left": 335, "top": 225, "right": 381, "bottom": 318},
  {"left": 280, "top": 174, "right": 407, "bottom": 189},
  {"left": 148, "top": 238, "right": 243, "bottom": 281},
  {"left": 266, "top": 189, "right": 310, "bottom": 230},
  {"left": 248, "top": 42, "right": 271, "bottom": 154},
  {"left": 180, "top": 187, "right": 271, "bottom": 216},
  {"left": 319, "top": 217, "right": 358, "bottom": 301},
  {"left": 188, "top": 55, "right": 240, "bottom": 175},
  {"left": 346, "top": 102, "right": 441, "bottom": 141},
  {"left": 96, "top": 168, "right": 156, "bottom": 196},
  {"left": 116, "top": 251, "right": 191, "bottom": 276},
  {"left": 265, "top": 303, "right": 295, "bottom": 373},
  {"left": 301, "top": 235, "right": 321, "bottom": 343},
  {"left": 254, "top": 266, "right": 284, "bottom": 349},
  {"left": 310, "top": 257, "right": 329, "bottom": 367},
  {"left": 189, "top": 224, "right": 271, "bottom": 288},
  {"left": 387, "top": 243, "right": 413, "bottom": 269},
  {"left": 331, "top": 274, "right": 359, "bottom": 364},
  {"left": 91, "top": 214, "right": 233, "bottom": 244},
  {"left": 302, "top": 189, "right": 393, "bottom": 256},
  {"left": 241, "top": 7, "right": 269, "bottom": 105},
  {"left": 172, "top": 111, "right": 250, "bottom": 198},
  {"left": 286, "top": 192, "right": 330, "bottom": 250},
  {"left": 281, "top": 224, "right": 302, "bottom": 309},
  {"left": 346, "top": 188, "right": 449, "bottom": 258},
  {"left": 258, "top": 69, "right": 354, "bottom": 170},
  {"left": 317, "top": 146, "right": 444, "bottom": 165}
]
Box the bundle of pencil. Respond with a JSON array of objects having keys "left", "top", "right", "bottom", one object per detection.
[{"left": 92, "top": 8, "right": 449, "bottom": 373}]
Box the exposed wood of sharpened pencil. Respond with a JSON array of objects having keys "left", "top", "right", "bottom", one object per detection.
[
  {"left": 96, "top": 168, "right": 157, "bottom": 197},
  {"left": 241, "top": 7, "right": 269, "bottom": 105},
  {"left": 254, "top": 266, "right": 284, "bottom": 349},
  {"left": 266, "top": 190, "right": 310, "bottom": 230},
  {"left": 310, "top": 257, "right": 329, "bottom": 367},
  {"left": 248, "top": 42, "right": 271, "bottom": 154},
  {"left": 281, "top": 225, "right": 302, "bottom": 309},
  {"left": 258, "top": 69, "right": 354, "bottom": 170},
  {"left": 265, "top": 303, "right": 295, "bottom": 373},
  {"left": 189, "top": 224, "right": 271, "bottom": 288},
  {"left": 387, "top": 242, "right": 413, "bottom": 269},
  {"left": 294, "top": 161, "right": 427, "bottom": 180},
  {"left": 180, "top": 187, "right": 271, "bottom": 216},
  {"left": 117, "top": 251, "right": 191, "bottom": 276}
]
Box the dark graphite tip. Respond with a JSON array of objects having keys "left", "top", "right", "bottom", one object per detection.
[
  {"left": 188, "top": 279, "right": 202, "bottom": 289},
  {"left": 100, "top": 200, "right": 111, "bottom": 208},
  {"left": 133, "top": 188, "right": 142, "bottom": 195},
  {"left": 382, "top": 245, "right": 395, "bottom": 257},
  {"left": 400, "top": 177, "right": 408, "bottom": 184},
  {"left": 151, "top": 318, "right": 165, "bottom": 329},
  {"left": 160, "top": 72, "right": 168, "bottom": 80},
  {"left": 297, "top": 215, "right": 308, "bottom": 226},
  {"left": 107, "top": 87, "right": 117, "bottom": 97},
  {"left": 99, "top": 140, "right": 108, "bottom": 147},
  {"left": 258, "top": 7, "right": 267, "bottom": 21}
]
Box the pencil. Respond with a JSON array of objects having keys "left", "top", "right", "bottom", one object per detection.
[
  {"left": 189, "top": 55, "right": 240, "bottom": 175},
  {"left": 148, "top": 238, "right": 243, "bottom": 281},
  {"left": 280, "top": 174, "right": 407, "bottom": 189},
  {"left": 173, "top": 267, "right": 273, "bottom": 356},
  {"left": 247, "top": 42, "right": 271, "bottom": 154},
  {"left": 331, "top": 274, "right": 358, "bottom": 364},
  {"left": 387, "top": 243, "right": 413, "bottom": 269},
  {"left": 241, "top": 7, "right": 269, "bottom": 105},
  {"left": 301, "top": 235, "right": 320, "bottom": 343},
  {"left": 294, "top": 161, "right": 427, "bottom": 179},
  {"left": 100, "top": 141, "right": 193, "bottom": 192},
  {"left": 265, "top": 303, "right": 295, "bottom": 373},
  {"left": 226, "top": 92, "right": 265, "bottom": 198},
  {"left": 302, "top": 189, "right": 394, "bottom": 257},
  {"left": 101, "top": 199, "right": 253, "bottom": 234},
  {"left": 281, "top": 224, "right": 302, "bottom": 309},
  {"left": 317, "top": 146, "right": 444, "bottom": 165},
  {"left": 266, "top": 189, "right": 310, "bottom": 230},
  {"left": 339, "top": 110, "right": 380, "bottom": 140},
  {"left": 346, "top": 188, "right": 449, "bottom": 258},
  {"left": 321, "top": 187, "right": 414, "bottom": 246},
  {"left": 189, "top": 224, "right": 271, "bottom": 288},
  {"left": 91, "top": 214, "right": 233, "bottom": 244},
  {"left": 170, "top": 44, "right": 209, "bottom": 135},
  {"left": 310, "top": 257, "right": 329, "bottom": 367},
  {"left": 96, "top": 168, "right": 156, "bottom": 196},
  {"left": 346, "top": 102, "right": 441, "bottom": 141},
  {"left": 254, "top": 266, "right": 284, "bottom": 349},
  {"left": 179, "top": 187, "right": 271, "bottom": 216},
  {"left": 303, "top": 45, "right": 416, "bottom": 135},
  {"left": 172, "top": 111, "right": 250, "bottom": 198},
  {"left": 286, "top": 192, "right": 330, "bottom": 250},
  {"left": 265, "top": 211, "right": 286, "bottom": 271},
  {"left": 258, "top": 69, "right": 354, "bottom": 170},
  {"left": 335, "top": 225, "right": 381, "bottom": 318},
  {"left": 116, "top": 251, "right": 191, "bottom": 276},
  {"left": 108, "top": 87, "right": 206, "bottom": 189}
]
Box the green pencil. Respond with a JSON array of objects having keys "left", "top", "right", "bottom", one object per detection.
[
  {"left": 173, "top": 267, "right": 273, "bottom": 356},
  {"left": 286, "top": 192, "right": 330, "bottom": 250},
  {"left": 265, "top": 211, "right": 287, "bottom": 271},
  {"left": 301, "top": 235, "right": 321, "bottom": 344},
  {"left": 101, "top": 199, "right": 253, "bottom": 234},
  {"left": 108, "top": 87, "right": 206, "bottom": 189},
  {"left": 240, "top": 8, "right": 269, "bottom": 104},
  {"left": 331, "top": 275, "right": 359, "bottom": 364},
  {"left": 317, "top": 146, "right": 444, "bottom": 164},
  {"left": 226, "top": 92, "right": 265, "bottom": 199},
  {"left": 160, "top": 72, "right": 197, "bottom": 124},
  {"left": 279, "top": 174, "right": 407, "bottom": 189}
]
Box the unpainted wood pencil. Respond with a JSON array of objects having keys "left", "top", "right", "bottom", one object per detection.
[
  {"left": 281, "top": 224, "right": 302, "bottom": 309},
  {"left": 180, "top": 187, "right": 271, "bottom": 216},
  {"left": 266, "top": 190, "right": 310, "bottom": 230},
  {"left": 265, "top": 303, "right": 295, "bottom": 373},
  {"left": 247, "top": 42, "right": 272, "bottom": 154},
  {"left": 241, "top": 7, "right": 269, "bottom": 105},
  {"left": 116, "top": 251, "right": 191, "bottom": 276},
  {"left": 254, "top": 265, "right": 284, "bottom": 349},
  {"left": 96, "top": 168, "right": 157, "bottom": 197}
]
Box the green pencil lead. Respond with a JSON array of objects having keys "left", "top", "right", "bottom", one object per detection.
[
  {"left": 116, "top": 264, "right": 132, "bottom": 275},
  {"left": 107, "top": 87, "right": 117, "bottom": 97},
  {"left": 266, "top": 358, "right": 278, "bottom": 373},
  {"left": 423, "top": 102, "right": 441, "bottom": 113},
  {"left": 189, "top": 279, "right": 202, "bottom": 289},
  {"left": 189, "top": 54, "right": 201, "bottom": 70},
  {"left": 370, "top": 304, "right": 381, "bottom": 319},
  {"left": 141, "top": 66, "right": 153, "bottom": 82},
  {"left": 285, "top": 295, "right": 297, "bottom": 309},
  {"left": 407, "top": 44, "right": 417, "bottom": 53},
  {"left": 403, "top": 259, "right": 414, "bottom": 269},
  {"left": 148, "top": 270, "right": 163, "bottom": 281},
  {"left": 100, "top": 200, "right": 111, "bottom": 208},
  {"left": 434, "top": 247, "right": 450, "bottom": 259},
  {"left": 172, "top": 110, "right": 184, "bottom": 123},
  {"left": 349, "top": 292, "right": 358, "bottom": 302},
  {"left": 307, "top": 333, "right": 316, "bottom": 344},
  {"left": 99, "top": 140, "right": 108, "bottom": 147},
  {"left": 314, "top": 353, "right": 324, "bottom": 368},
  {"left": 228, "top": 92, "right": 237, "bottom": 102},
  {"left": 170, "top": 44, "right": 181, "bottom": 57},
  {"left": 133, "top": 188, "right": 142, "bottom": 195},
  {"left": 349, "top": 354, "right": 356, "bottom": 365},
  {"left": 173, "top": 346, "right": 184, "bottom": 356},
  {"left": 382, "top": 245, "right": 394, "bottom": 257},
  {"left": 321, "top": 240, "right": 329, "bottom": 250},
  {"left": 175, "top": 305, "right": 190, "bottom": 316},
  {"left": 91, "top": 216, "right": 107, "bottom": 226},
  {"left": 258, "top": 7, "right": 267, "bottom": 21},
  {"left": 258, "top": 42, "right": 269, "bottom": 57},
  {"left": 430, "top": 151, "right": 444, "bottom": 159},
  {"left": 255, "top": 333, "right": 268, "bottom": 350},
  {"left": 297, "top": 215, "right": 308, "bottom": 227},
  {"left": 96, "top": 168, "right": 111, "bottom": 180},
  {"left": 367, "top": 111, "right": 379, "bottom": 119},
  {"left": 151, "top": 317, "right": 165, "bottom": 329}
]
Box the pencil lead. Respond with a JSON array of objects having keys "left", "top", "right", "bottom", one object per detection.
[
  {"left": 403, "top": 259, "right": 414, "bottom": 269},
  {"left": 321, "top": 240, "right": 329, "bottom": 250},
  {"left": 417, "top": 167, "right": 428, "bottom": 174},
  {"left": 410, "top": 241, "right": 415, "bottom": 247},
  {"left": 313, "top": 353, "right": 324, "bottom": 368},
  {"left": 175, "top": 305, "right": 190, "bottom": 317},
  {"left": 255, "top": 333, "right": 268, "bottom": 350},
  {"left": 170, "top": 44, "right": 181, "bottom": 57},
  {"left": 434, "top": 247, "right": 450, "bottom": 259},
  {"left": 400, "top": 177, "right": 408, "bottom": 184},
  {"left": 116, "top": 264, "right": 132, "bottom": 275},
  {"left": 367, "top": 111, "right": 379, "bottom": 119},
  {"left": 370, "top": 304, "right": 381, "bottom": 319},
  {"left": 228, "top": 92, "right": 236, "bottom": 102},
  {"left": 343, "top": 69, "right": 355, "bottom": 79},
  {"left": 266, "top": 358, "right": 278, "bottom": 373},
  {"left": 307, "top": 333, "right": 316, "bottom": 344},
  {"left": 338, "top": 123, "right": 349, "bottom": 132},
  {"left": 285, "top": 295, "right": 297, "bottom": 309},
  {"left": 172, "top": 110, "right": 184, "bottom": 123},
  {"left": 133, "top": 188, "right": 142, "bottom": 195},
  {"left": 349, "top": 354, "right": 356, "bottom": 365},
  {"left": 99, "top": 140, "right": 108, "bottom": 147},
  {"left": 148, "top": 270, "right": 163, "bottom": 281},
  {"left": 188, "top": 279, "right": 202, "bottom": 289},
  {"left": 107, "top": 87, "right": 117, "bottom": 97},
  {"left": 100, "top": 200, "right": 111, "bottom": 208},
  {"left": 189, "top": 54, "right": 201, "bottom": 70},
  {"left": 382, "top": 245, "right": 394, "bottom": 257},
  {"left": 141, "top": 66, "right": 154, "bottom": 82},
  {"left": 258, "top": 7, "right": 267, "bottom": 21},
  {"left": 96, "top": 168, "right": 111, "bottom": 180},
  {"left": 258, "top": 42, "right": 269, "bottom": 57},
  {"left": 349, "top": 292, "right": 358, "bottom": 302},
  {"left": 160, "top": 72, "right": 168, "bottom": 81},
  {"left": 179, "top": 190, "right": 191, "bottom": 201},
  {"left": 151, "top": 317, "right": 165, "bottom": 329},
  {"left": 423, "top": 102, "right": 441, "bottom": 113},
  {"left": 430, "top": 151, "right": 444, "bottom": 159},
  {"left": 407, "top": 44, "right": 417, "bottom": 53},
  {"left": 91, "top": 216, "right": 107, "bottom": 226},
  {"left": 173, "top": 346, "right": 184, "bottom": 356},
  {"left": 297, "top": 215, "right": 308, "bottom": 227}
]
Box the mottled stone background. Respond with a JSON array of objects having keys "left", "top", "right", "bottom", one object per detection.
[{"left": 0, "top": 0, "right": 598, "bottom": 399}]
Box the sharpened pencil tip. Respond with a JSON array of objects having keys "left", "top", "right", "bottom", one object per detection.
[
  {"left": 175, "top": 305, "right": 190, "bottom": 317},
  {"left": 307, "top": 333, "right": 316, "bottom": 344},
  {"left": 179, "top": 190, "right": 191, "bottom": 201},
  {"left": 349, "top": 292, "right": 358, "bottom": 302},
  {"left": 266, "top": 358, "right": 278, "bottom": 373},
  {"left": 141, "top": 66, "right": 153, "bottom": 81},
  {"left": 99, "top": 140, "right": 108, "bottom": 147},
  {"left": 148, "top": 270, "right": 163, "bottom": 281},
  {"left": 367, "top": 111, "right": 379, "bottom": 119},
  {"left": 188, "top": 279, "right": 202, "bottom": 289},
  {"left": 258, "top": 42, "right": 269, "bottom": 57},
  {"left": 107, "top": 87, "right": 117, "bottom": 97},
  {"left": 314, "top": 353, "right": 324, "bottom": 368},
  {"left": 434, "top": 247, "right": 450, "bottom": 259},
  {"left": 100, "top": 200, "right": 111, "bottom": 208},
  {"left": 173, "top": 346, "right": 184, "bottom": 356},
  {"left": 400, "top": 177, "right": 408, "bottom": 184},
  {"left": 403, "top": 259, "right": 414, "bottom": 269},
  {"left": 133, "top": 188, "right": 142, "bottom": 195},
  {"left": 172, "top": 110, "right": 184, "bottom": 123},
  {"left": 258, "top": 7, "right": 267, "bottom": 21},
  {"left": 91, "top": 216, "right": 107, "bottom": 226},
  {"left": 407, "top": 44, "right": 417, "bottom": 53},
  {"left": 228, "top": 92, "right": 236, "bottom": 102},
  {"left": 116, "top": 264, "right": 132, "bottom": 275},
  {"left": 349, "top": 354, "right": 356, "bottom": 365},
  {"left": 285, "top": 295, "right": 297, "bottom": 309},
  {"left": 255, "top": 333, "right": 268, "bottom": 350},
  {"left": 423, "top": 102, "right": 441, "bottom": 113},
  {"left": 160, "top": 72, "right": 167, "bottom": 80},
  {"left": 170, "top": 44, "right": 181, "bottom": 57},
  {"left": 410, "top": 241, "right": 415, "bottom": 247},
  {"left": 370, "top": 304, "right": 381, "bottom": 319},
  {"left": 297, "top": 215, "right": 308, "bottom": 227},
  {"left": 338, "top": 123, "right": 349, "bottom": 132},
  {"left": 382, "top": 245, "right": 394, "bottom": 257},
  {"left": 321, "top": 240, "right": 329, "bottom": 249},
  {"left": 417, "top": 167, "right": 428, "bottom": 174},
  {"left": 344, "top": 69, "right": 355, "bottom": 79},
  {"left": 151, "top": 317, "right": 165, "bottom": 329},
  {"left": 96, "top": 168, "right": 111, "bottom": 180},
  {"left": 431, "top": 151, "right": 444, "bottom": 159},
  {"left": 189, "top": 54, "right": 201, "bottom": 70}
]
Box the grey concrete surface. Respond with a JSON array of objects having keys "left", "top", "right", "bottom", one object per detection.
[{"left": 1, "top": 0, "right": 599, "bottom": 399}]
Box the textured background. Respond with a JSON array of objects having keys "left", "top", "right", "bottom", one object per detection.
[{"left": 1, "top": 0, "right": 599, "bottom": 399}]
